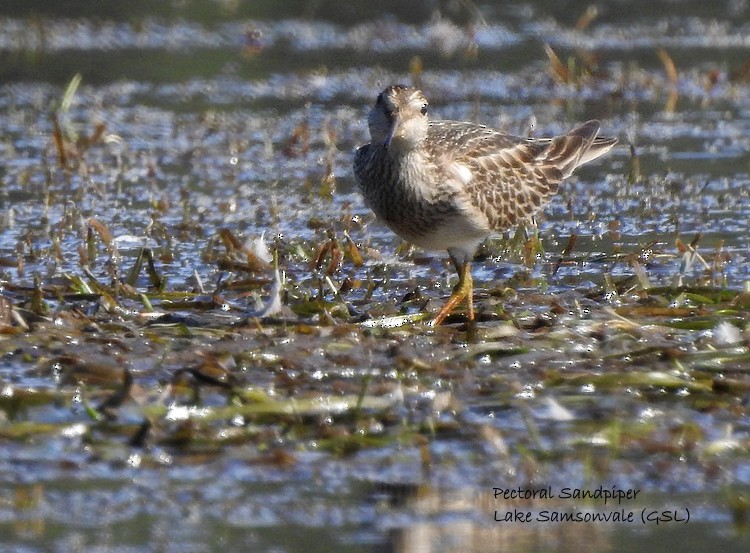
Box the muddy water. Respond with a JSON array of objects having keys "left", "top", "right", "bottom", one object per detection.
[{"left": 1, "top": 1, "right": 750, "bottom": 552}]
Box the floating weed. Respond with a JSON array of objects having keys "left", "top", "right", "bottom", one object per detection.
[
  {"left": 682, "top": 291, "right": 719, "bottom": 305},
  {"left": 342, "top": 232, "right": 364, "bottom": 268},
  {"left": 1, "top": 12, "right": 750, "bottom": 544},
  {"left": 614, "top": 305, "right": 704, "bottom": 318},
  {"left": 409, "top": 55, "right": 423, "bottom": 89},
  {"left": 30, "top": 275, "right": 49, "bottom": 316},
  {"left": 317, "top": 431, "right": 403, "bottom": 457},
  {"left": 646, "top": 286, "right": 738, "bottom": 304},
  {"left": 704, "top": 426, "right": 743, "bottom": 456},
  {"left": 359, "top": 312, "right": 431, "bottom": 328},
  {"left": 218, "top": 228, "right": 271, "bottom": 273},
  {"left": 125, "top": 247, "right": 164, "bottom": 291},
  {"left": 52, "top": 354, "right": 125, "bottom": 387},
  {"left": 282, "top": 119, "right": 310, "bottom": 158},
  {"left": 550, "top": 370, "right": 711, "bottom": 394},
  {"left": 662, "top": 316, "right": 743, "bottom": 331},
  {"left": 688, "top": 348, "right": 750, "bottom": 373},
  {"left": 657, "top": 48, "right": 679, "bottom": 112},
  {"left": 0, "top": 421, "right": 66, "bottom": 440},
  {"left": 87, "top": 218, "right": 114, "bottom": 256},
  {"left": 543, "top": 43, "right": 601, "bottom": 87},
  {"left": 0, "top": 296, "right": 16, "bottom": 330},
  {"left": 575, "top": 5, "right": 599, "bottom": 30},
  {"left": 657, "top": 48, "right": 679, "bottom": 85},
  {"left": 311, "top": 230, "right": 343, "bottom": 276},
  {"left": 552, "top": 233, "right": 577, "bottom": 276},
  {"left": 0, "top": 387, "right": 66, "bottom": 419},
  {"left": 144, "top": 392, "right": 397, "bottom": 422},
  {"left": 726, "top": 489, "right": 750, "bottom": 528},
  {"left": 464, "top": 341, "right": 530, "bottom": 360},
  {"left": 50, "top": 110, "right": 68, "bottom": 169}
]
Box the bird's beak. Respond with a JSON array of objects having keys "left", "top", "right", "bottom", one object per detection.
[{"left": 384, "top": 117, "right": 397, "bottom": 149}]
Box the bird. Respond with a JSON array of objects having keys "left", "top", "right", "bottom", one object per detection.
[{"left": 353, "top": 84, "right": 617, "bottom": 326}]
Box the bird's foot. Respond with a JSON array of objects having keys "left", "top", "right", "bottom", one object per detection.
[{"left": 429, "top": 262, "right": 474, "bottom": 326}]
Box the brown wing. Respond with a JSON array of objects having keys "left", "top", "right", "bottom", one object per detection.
[
  {"left": 427, "top": 120, "right": 526, "bottom": 157},
  {"left": 427, "top": 120, "right": 611, "bottom": 232}
]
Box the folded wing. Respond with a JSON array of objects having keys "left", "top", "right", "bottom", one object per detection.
[{"left": 428, "top": 120, "right": 617, "bottom": 231}]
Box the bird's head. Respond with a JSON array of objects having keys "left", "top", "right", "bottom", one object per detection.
[{"left": 367, "top": 85, "right": 429, "bottom": 151}]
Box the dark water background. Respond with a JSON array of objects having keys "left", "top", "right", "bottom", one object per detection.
[{"left": 1, "top": 1, "right": 750, "bottom": 552}]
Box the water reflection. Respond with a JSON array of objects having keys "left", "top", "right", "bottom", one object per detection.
[{"left": 2, "top": 0, "right": 750, "bottom": 551}]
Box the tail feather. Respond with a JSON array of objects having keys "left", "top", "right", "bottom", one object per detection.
[
  {"left": 578, "top": 136, "right": 618, "bottom": 166},
  {"left": 542, "top": 120, "right": 617, "bottom": 177}
]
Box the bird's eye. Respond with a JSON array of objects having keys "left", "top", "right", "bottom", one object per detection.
[
  {"left": 421, "top": 104, "right": 428, "bottom": 116},
  {"left": 376, "top": 93, "right": 384, "bottom": 105}
]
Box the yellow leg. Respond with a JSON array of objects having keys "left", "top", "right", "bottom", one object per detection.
[{"left": 431, "top": 261, "right": 474, "bottom": 326}]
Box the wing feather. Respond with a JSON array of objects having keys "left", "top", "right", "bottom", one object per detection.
[{"left": 426, "top": 119, "right": 614, "bottom": 231}]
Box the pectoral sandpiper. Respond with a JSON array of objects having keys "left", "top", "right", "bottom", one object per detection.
[{"left": 353, "top": 85, "right": 617, "bottom": 325}]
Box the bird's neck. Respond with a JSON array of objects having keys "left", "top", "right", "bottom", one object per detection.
[{"left": 383, "top": 135, "right": 425, "bottom": 157}]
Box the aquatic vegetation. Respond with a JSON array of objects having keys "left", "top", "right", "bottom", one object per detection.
[{"left": 1, "top": 0, "right": 750, "bottom": 551}]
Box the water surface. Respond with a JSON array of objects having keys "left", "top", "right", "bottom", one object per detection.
[{"left": 1, "top": 1, "right": 750, "bottom": 552}]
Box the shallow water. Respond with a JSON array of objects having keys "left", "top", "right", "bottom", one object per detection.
[{"left": 2, "top": 1, "right": 750, "bottom": 552}]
